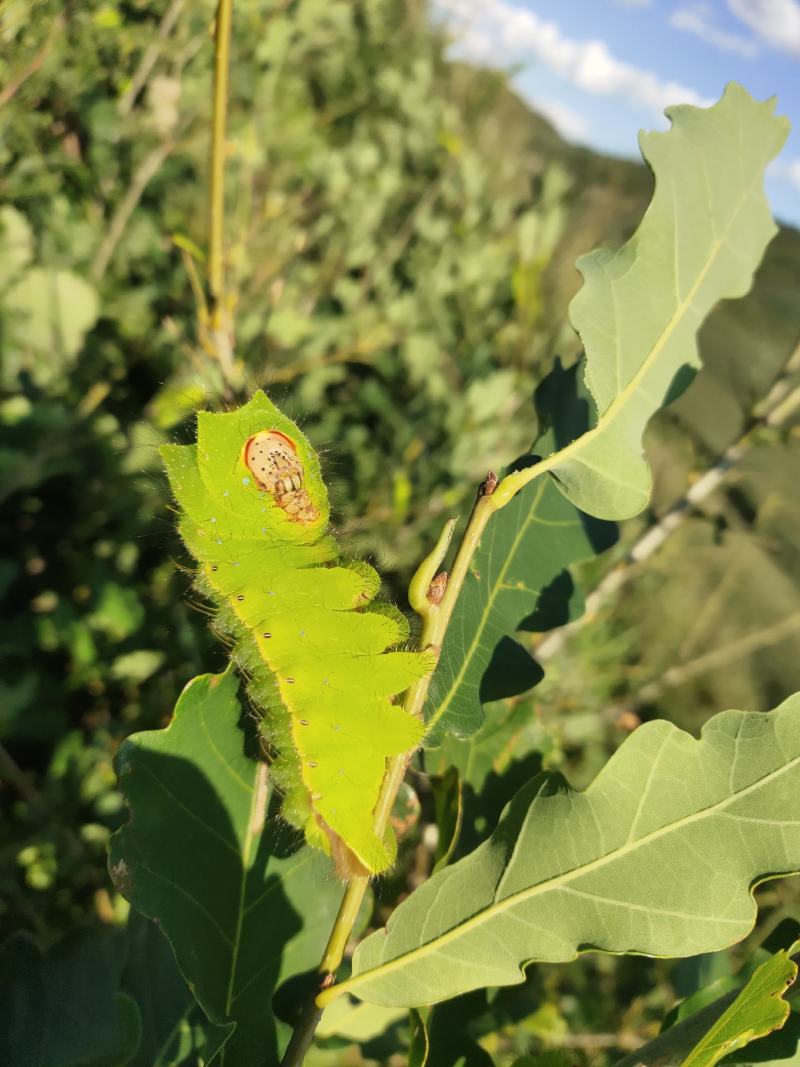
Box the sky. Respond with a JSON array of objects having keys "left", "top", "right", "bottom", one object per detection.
[{"left": 435, "top": 0, "right": 800, "bottom": 227}]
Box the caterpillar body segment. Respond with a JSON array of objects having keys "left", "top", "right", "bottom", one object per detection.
[{"left": 161, "top": 392, "right": 435, "bottom": 874}]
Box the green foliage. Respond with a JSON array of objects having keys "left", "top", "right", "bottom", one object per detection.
[
  {"left": 109, "top": 669, "right": 342, "bottom": 1064},
  {"left": 424, "top": 362, "right": 617, "bottom": 745},
  {"left": 680, "top": 943, "right": 798, "bottom": 1067},
  {"left": 612, "top": 933, "right": 800, "bottom": 1067},
  {"left": 423, "top": 475, "right": 611, "bottom": 744},
  {"left": 0, "top": 926, "right": 141, "bottom": 1067},
  {"left": 0, "top": 0, "right": 567, "bottom": 941},
  {"left": 341, "top": 695, "right": 800, "bottom": 1007},
  {"left": 408, "top": 1001, "right": 498, "bottom": 1067},
  {"left": 2, "top": 266, "right": 99, "bottom": 390},
  {"left": 0, "top": 908, "right": 214, "bottom": 1067},
  {"left": 2, "top": 2, "right": 799, "bottom": 1065},
  {"left": 122, "top": 913, "right": 199, "bottom": 1067},
  {"left": 316, "top": 997, "right": 406, "bottom": 1043}
]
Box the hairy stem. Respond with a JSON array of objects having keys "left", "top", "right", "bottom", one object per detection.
[{"left": 279, "top": 479, "right": 500, "bottom": 1066}]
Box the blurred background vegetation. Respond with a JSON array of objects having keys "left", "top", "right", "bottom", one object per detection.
[{"left": 1, "top": 1, "right": 799, "bottom": 1064}]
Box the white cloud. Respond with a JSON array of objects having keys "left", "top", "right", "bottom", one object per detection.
[
  {"left": 613, "top": 0, "right": 653, "bottom": 7},
  {"left": 438, "top": 0, "right": 711, "bottom": 116},
  {"left": 532, "top": 97, "right": 589, "bottom": 141},
  {"left": 670, "top": 3, "right": 759, "bottom": 57},
  {"left": 771, "top": 157, "right": 800, "bottom": 194},
  {"left": 728, "top": 0, "right": 800, "bottom": 56}
]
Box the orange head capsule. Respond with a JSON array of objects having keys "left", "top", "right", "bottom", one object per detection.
[{"left": 243, "top": 430, "right": 319, "bottom": 524}]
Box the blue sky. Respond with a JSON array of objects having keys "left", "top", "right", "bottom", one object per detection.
[{"left": 436, "top": 0, "right": 800, "bottom": 226}]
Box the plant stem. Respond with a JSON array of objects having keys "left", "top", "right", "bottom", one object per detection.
[
  {"left": 0, "top": 13, "right": 64, "bottom": 110},
  {"left": 209, "top": 0, "right": 232, "bottom": 314},
  {"left": 205, "top": 0, "right": 240, "bottom": 389},
  {"left": 279, "top": 479, "right": 500, "bottom": 1066}
]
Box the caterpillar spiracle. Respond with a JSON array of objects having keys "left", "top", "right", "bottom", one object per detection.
[{"left": 161, "top": 392, "right": 435, "bottom": 875}]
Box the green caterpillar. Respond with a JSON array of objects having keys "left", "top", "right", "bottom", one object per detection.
[{"left": 161, "top": 392, "right": 435, "bottom": 875}]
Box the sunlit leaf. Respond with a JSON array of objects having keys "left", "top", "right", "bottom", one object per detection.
[
  {"left": 316, "top": 996, "right": 406, "bottom": 1042},
  {"left": 499, "top": 83, "right": 789, "bottom": 519},
  {"left": 335, "top": 694, "right": 800, "bottom": 1007},
  {"left": 0, "top": 205, "right": 33, "bottom": 290},
  {"left": 680, "top": 943, "right": 798, "bottom": 1067},
  {"left": 613, "top": 945, "right": 800, "bottom": 1067}
]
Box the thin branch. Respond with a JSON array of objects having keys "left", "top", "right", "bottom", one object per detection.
[
  {"left": 208, "top": 0, "right": 232, "bottom": 320},
  {"left": 263, "top": 338, "right": 393, "bottom": 385},
  {"left": 118, "top": 0, "right": 186, "bottom": 116},
  {"left": 621, "top": 610, "right": 800, "bottom": 711},
  {"left": 0, "top": 14, "right": 64, "bottom": 110},
  {"left": 203, "top": 0, "right": 241, "bottom": 391},
  {"left": 90, "top": 139, "right": 174, "bottom": 282},
  {"left": 281, "top": 482, "right": 506, "bottom": 1064},
  {"left": 534, "top": 343, "right": 800, "bottom": 663}
]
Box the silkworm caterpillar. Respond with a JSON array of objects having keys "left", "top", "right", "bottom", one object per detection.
[{"left": 161, "top": 391, "right": 435, "bottom": 875}]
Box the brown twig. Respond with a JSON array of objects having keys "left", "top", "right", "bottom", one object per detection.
[
  {"left": 619, "top": 611, "right": 800, "bottom": 712},
  {"left": 89, "top": 139, "right": 175, "bottom": 282},
  {"left": 0, "top": 14, "right": 64, "bottom": 110},
  {"left": 118, "top": 0, "right": 186, "bottom": 116}
]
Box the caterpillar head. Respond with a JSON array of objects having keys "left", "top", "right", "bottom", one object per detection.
[{"left": 244, "top": 430, "right": 320, "bottom": 524}]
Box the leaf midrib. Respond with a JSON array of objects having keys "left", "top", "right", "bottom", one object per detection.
[
  {"left": 500, "top": 155, "right": 767, "bottom": 501},
  {"left": 345, "top": 749, "right": 800, "bottom": 990}
]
